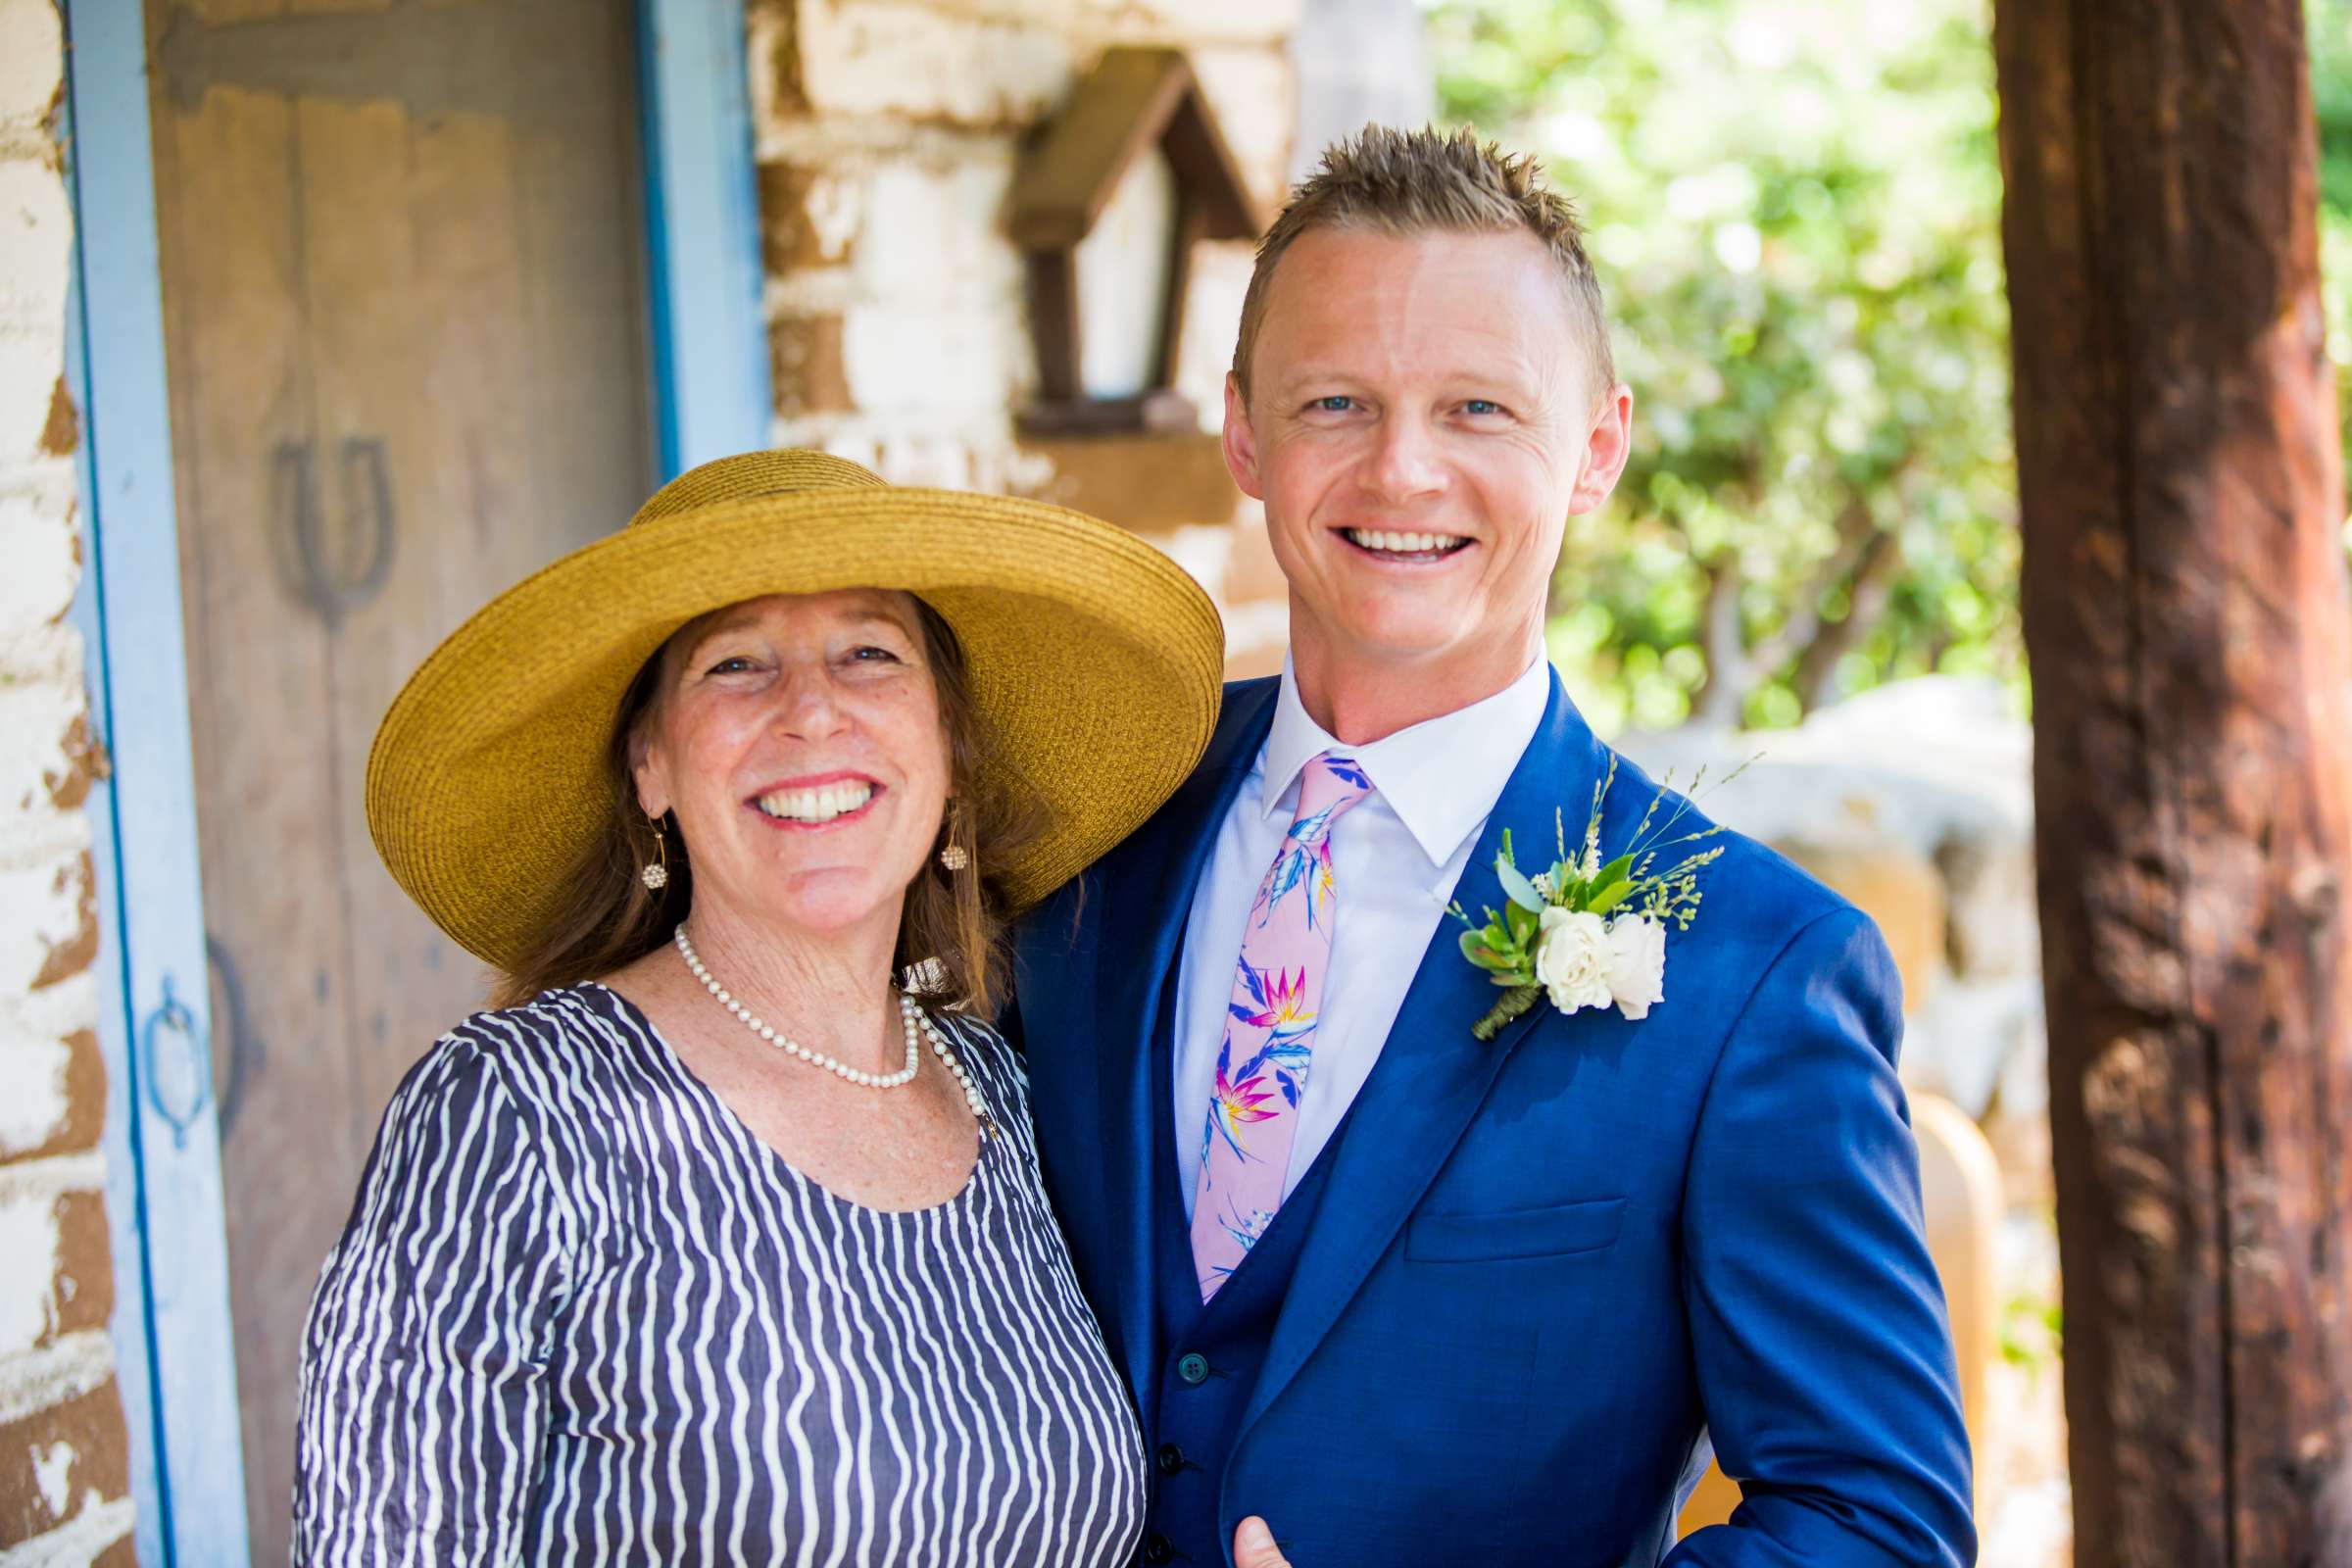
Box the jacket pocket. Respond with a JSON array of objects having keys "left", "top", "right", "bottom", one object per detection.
[{"left": 1404, "top": 1196, "right": 1627, "bottom": 1263}]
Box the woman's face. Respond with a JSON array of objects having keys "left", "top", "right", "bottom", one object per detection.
[{"left": 632, "top": 589, "right": 953, "bottom": 944}]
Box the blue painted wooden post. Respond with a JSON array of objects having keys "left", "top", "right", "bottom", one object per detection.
[
  {"left": 641, "top": 0, "right": 775, "bottom": 476},
  {"left": 60, "top": 5, "right": 253, "bottom": 1565}
]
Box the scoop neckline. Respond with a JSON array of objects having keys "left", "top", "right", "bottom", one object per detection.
[{"left": 582, "top": 981, "right": 991, "bottom": 1219}]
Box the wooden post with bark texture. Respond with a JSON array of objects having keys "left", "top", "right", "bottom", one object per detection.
[{"left": 1993, "top": 2, "right": 2352, "bottom": 1561}]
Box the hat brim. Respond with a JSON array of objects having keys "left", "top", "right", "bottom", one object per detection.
[{"left": 366, "top": 486, "right": 1225, "bottom": 972}]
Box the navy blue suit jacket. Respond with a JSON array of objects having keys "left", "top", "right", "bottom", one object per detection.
[{"left": 1009, "top": 673, "right": 1976, "bottom": 1566}]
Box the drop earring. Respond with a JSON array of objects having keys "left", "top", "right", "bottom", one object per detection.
[
  {"left": 938, "top": 800, "right": 969, "bottom": 872},
  {"left": 641, "top": 816, "right": 670, "bottom": 892}
]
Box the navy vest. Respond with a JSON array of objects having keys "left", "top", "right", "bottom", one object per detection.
[{"left": 1138, "top": 970, "right": 1346, "bottom": 1568}]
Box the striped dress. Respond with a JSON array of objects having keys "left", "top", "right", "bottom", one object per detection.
[{"left": 293, "top": 984, "right": 1146, "bottom": 1566}]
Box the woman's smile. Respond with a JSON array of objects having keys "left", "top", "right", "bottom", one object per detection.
[{"left": 749, "top": 770, "right": 887, "bottom": 829}]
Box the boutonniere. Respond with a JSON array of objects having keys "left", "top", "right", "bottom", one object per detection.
[{"left": 1450, "top": 757, "right": 1731, "bottom": 1041}]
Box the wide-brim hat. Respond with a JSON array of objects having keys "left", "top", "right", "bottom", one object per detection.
[{"left": 367, "top": 449, "right": 1224, "bottom": 971}]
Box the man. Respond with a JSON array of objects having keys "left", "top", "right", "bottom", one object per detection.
[{"left": 1011, "top": 125, "right": 1975, "bottom": 1566}]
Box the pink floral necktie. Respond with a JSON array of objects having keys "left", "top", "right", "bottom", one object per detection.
[{"left": 1190, "top": 752, "right": 1375, "bottom": 1301}]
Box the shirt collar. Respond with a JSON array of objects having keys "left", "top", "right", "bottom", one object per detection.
[{"left": 1258, "top": 653, "right": 1553, "bottom": 869}]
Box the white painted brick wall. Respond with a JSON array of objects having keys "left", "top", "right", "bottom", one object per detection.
[{"left": 0, "top": 1, "right": 133, "bottom": 1560}]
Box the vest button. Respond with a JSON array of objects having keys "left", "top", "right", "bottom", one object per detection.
[
  {"left": 1156, "top": 1442, "right": 1186, "bottom": 1476},
  {"left": 1176, "top": 1352, "right": 1210, "bottom": 1385},
  {"left": 1142, "top": 1531, "right": 1175, "bottom": 1563}
]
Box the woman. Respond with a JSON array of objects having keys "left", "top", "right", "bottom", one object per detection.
[{"left": 293, "top": 450, "right": 1282, "bottom": 1565}]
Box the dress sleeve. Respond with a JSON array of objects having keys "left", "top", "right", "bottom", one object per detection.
[{"left": 292, "top": 1027, "right": 571, "bottom": 1567}]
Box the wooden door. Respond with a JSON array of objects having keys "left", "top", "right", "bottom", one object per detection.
[{"left": 143, "top": 1, "right": 653, "bottom": 1555}]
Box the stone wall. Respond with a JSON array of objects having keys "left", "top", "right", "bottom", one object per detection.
[
  {"left": 0, "top": 2, "right": 136, "bottom": 1562},
  {"left": 746, "top": 0, "right": 1304, "bottom": 677}
]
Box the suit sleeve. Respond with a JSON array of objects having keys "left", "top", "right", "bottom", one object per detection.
[{"left": 1664, "top": 906, "right": 1977, "bottom": 1567}]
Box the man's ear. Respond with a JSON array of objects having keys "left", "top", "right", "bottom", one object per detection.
[
  {"left": 1567, "top": 383, "right": 1636, "bottom": 516},
  {"left": 1222, "top": 371, "right": 1265, "bottom": 501}
]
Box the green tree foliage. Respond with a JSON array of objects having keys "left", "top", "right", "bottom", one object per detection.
[
  {"left": 1430, "top": 0, "right": 2018, "bottom": 732},
  {"left": 2309, "top": 0, "right": 2352, "bottom": 502}
]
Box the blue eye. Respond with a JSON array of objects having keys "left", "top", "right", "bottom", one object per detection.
[
  {"left": 1463, "top": 399, "right": 1503, "bottom": 416},
  {"left": 1310, "top": 396, "right": 1355, "bottom": 413}
]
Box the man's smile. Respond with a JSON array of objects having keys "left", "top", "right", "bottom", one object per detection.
[{"left": 1335, "top": 526, "right": 1475, "bottom": 564}]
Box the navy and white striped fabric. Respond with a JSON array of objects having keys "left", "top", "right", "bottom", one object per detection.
[{"left": 293, "top": 984, "right": 1146, "bottom": 1566}]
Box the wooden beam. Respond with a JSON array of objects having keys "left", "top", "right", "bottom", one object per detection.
[
  {"left": 1025, "top": 248, "right": 1080, "bottom": 405},
  {"left": 1993, "top": 1, "right": 2352, "bottom": 1562},
  {"left": 1008, "top": 48, "right": 1192, "bottom": 251}
]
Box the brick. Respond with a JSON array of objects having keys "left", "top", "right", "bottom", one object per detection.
[
  {"left": 1080, "top": 0, "right": 1304, "bottom": 47},
  {"left": 747, "top": 0, "right": 810, "bottom": 123},
  {"left": 0, "top": 1028, "right": 105, "bottom": 1164},
  {"left": 0, "top": 0, "right": 64, "bottom": 129},
  {"left": 842, "top": 305, "right": 1026, "bottom": 414},
  {"left": 793, "top": 0, "right": 1074, "bottom": 127},
  {"left": 0, "top": 159, "right": 74, "bottom": 461},
  {"left": 29, "top": 850, "right": 94, "bottom": 990},
  {"left": 0, "top": 487, "right": 82, "bottom": 684},
  {"left": 0, "top": 1383, "right": 131, "bottom": 1544},
  {"left": 0, "top": 1163, "right": 109, "bottom": 1357},
  {"left": 1014, "top": 431, "right": 1241, "bottom": 532},
  {"left": 770, "top": 315, "right": 857, "bottom": 416},
  {"left": 849, "top": 154, "right": 1022, "bottom": 310},
  {"left": 759, "top": 162, "right": 860, "bottom": 271},
  {"left": 0, "top": 848, "right": 89, "bottom": 1002},
  {"left": 1185, "top": 45, "right": 1294, "bottom": 208},
  {"left": 48, "top": 1191, "right": 114, "bottom": 1342}
]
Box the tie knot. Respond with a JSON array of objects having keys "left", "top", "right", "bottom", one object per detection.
[{"left": 1292, "top": 753, "right": 1374, "bottom": 832}]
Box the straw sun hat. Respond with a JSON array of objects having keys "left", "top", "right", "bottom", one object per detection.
[{"left": 367, "top": 449, "right": 1225, "bottom": 972}]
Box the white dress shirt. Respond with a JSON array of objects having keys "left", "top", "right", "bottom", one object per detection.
[{"left": 1172, "top": 654, "right": 1552, "bottom": 1217}]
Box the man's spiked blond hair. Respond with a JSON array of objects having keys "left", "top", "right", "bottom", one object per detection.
[{"left": 1232, "top": 123, "right": 1615, "bottom": 403}]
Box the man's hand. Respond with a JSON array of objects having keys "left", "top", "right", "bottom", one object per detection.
[{"left": 1234, "top": 1516, "right": 1293, "bottom": 1567}]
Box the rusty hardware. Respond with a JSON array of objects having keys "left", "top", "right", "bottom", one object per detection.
[
  {"left": 278, "top": 436, "right": 396, "bottom": 625},
  {"left": 140, "top": 974, "right": 212, "bottom": 1151},
  {"left": 205, "top": 934, "right": 260, "bottom": 1140}
]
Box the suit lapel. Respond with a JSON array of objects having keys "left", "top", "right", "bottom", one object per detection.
[
  {"left": 1093, "top": 680, "right": 1280, "bottom": 1406},
  {"left": 1240, "top": 670, "right": 1607, "bottom": 1434}
]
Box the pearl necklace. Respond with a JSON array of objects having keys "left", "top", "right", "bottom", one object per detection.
[{"left": 671, "top": 924, "right": 992, "bottom": 1132}]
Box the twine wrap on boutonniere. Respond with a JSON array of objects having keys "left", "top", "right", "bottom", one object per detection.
[{"left": 1450, "top": 756, "right": 1739, "bottom": 1042}]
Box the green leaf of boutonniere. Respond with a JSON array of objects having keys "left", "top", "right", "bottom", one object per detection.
[
  {"left": 1586, "top": 879, "right": 1637, "bottom": 916},
  {"left": 1495, "top": 855, "right": 1545, "bottom": 913},
  {"left": 1504, "top": 899, "right": 1539, "bottom": 948},
  {"left": 1457, "top": 930, "right": 1519, "bottom": 972}
]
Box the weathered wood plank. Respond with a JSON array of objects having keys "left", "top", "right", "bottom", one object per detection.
[{"left": 1992, "top": 1, "right": 2352, "bottom": 1562}]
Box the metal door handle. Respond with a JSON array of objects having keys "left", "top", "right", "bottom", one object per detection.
[
  {"left": 205, "top": 936, "right": 259, "bottom": 1139},
  {"left": 140, "top": 974, "right": 212, "bottom": 1150},
  {"left": 278, "top": 435, "right": 396, "bottom": 624}
]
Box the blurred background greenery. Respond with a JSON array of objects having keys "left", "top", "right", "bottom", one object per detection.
[{"left": 1430, "top": 0, "right": 2352, "bottom": 735}]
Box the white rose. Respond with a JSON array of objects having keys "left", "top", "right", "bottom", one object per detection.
[
  {"left": 1534, "top": 907, "right": 1615, "bottom": 1015},
  {"left": 1604, "top": 913, "right": 1668, "bottom": 1020}
]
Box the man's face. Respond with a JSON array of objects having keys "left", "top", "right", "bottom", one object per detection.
[{"left": 1224, "top": 225, "right": 1629, "bottom": 681}]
